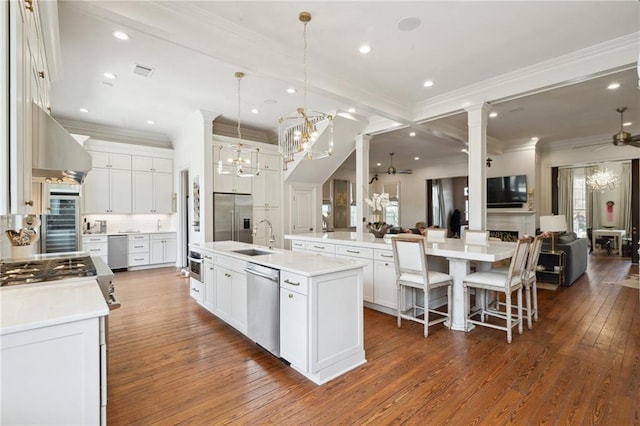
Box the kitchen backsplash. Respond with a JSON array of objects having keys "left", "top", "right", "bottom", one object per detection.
[{"left": 82, "top": 214, "right": 177, "bottom": 235}]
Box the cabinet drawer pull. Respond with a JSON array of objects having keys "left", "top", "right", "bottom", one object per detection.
[
  {"left": 192, "top": 288, "right": 199, "bottom": 293},
  {"left": 346, "top": 249, "right": 360, "bottom": 254},
  {"left": 134, "top": 245, "right": 144, "bottom": 248},
  {"left": 89, "top": 249, "right": 101, "bottom": 252},
  {"left": 380, "top": 254, "right": 393, "bottom": 258},
  {"left": 135, "top": 258, "right": 144, "bottom": 261},
  {"left": 284, "top": 279, "right": 300, "bottom": 286},
  {"left": 313, "top": 245, "right": 325, "bottom": 250}
]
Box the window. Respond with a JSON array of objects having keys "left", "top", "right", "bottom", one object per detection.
[
  {"left": 572, "top": 171, "right": 586, "bottom": 238},
  {"left": 383, "top": 182, "right": 400, "bottom": 226}
]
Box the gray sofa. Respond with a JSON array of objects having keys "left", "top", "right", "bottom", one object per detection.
[{"left": 540, "top": 232, "right": 588, "bottom": 286}]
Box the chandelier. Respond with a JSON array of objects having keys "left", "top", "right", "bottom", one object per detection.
[
  {"left": 278, "top": 12, "right": 333, "bottom": 166},
  {"left": 217, "top": 72, "right": 260, "bottom": 177},
  {"left": 586, "top": 167, "right": 620, "bottom": 192}
]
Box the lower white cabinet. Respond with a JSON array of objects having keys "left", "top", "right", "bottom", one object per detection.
[
  {"left": 279, "top": 268, "right": 365, "bottom": 384},
  {"left": 202, "top": 256, "right": 215, "bottom": 312},
  {"left": 189, "top": 277, "right": 203, "bottom": 303},
  {"left": 373, "top": 249, "right": 397, "bottom": 309},
  {"left": 212, "top": 255, "right": 247, "bottom": 334},
  {"left": 149, "top": 233, "right": 176, "bottom": 264},
  {"left": 128, "top": 234, "right": 150, "bottom": 267},
  {"left": 82, "top": 235, "right": 108, "bottom": 265},
  {"left": 1, "top": 317, "right": 105, "bottom": 425}
]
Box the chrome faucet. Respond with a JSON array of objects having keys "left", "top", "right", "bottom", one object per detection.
[{"left": 252, "top": 219, "right": 276, "bottom": 249}]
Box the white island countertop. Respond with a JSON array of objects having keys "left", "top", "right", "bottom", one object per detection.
[
  {"left": 191, "top": 241, "right": 365, "bottom": 277},
  {"left": 0, "top": 278, "right": 108, "bottom": 335},
  {"left": 285, "top": 231, "right": 395, "bottom": 249}
]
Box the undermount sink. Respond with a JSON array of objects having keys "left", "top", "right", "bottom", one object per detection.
[{"left": 231, "top": 248, "right": 274, "bottom": 257}]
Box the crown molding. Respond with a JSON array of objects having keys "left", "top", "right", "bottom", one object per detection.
[
  {"left": 56, "top": 118, "right": 172, "bottom": 149},
  {"left": 212, "top": 119, "right": 277, "bottom": 145}
]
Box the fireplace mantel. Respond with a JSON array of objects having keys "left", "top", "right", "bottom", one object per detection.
[{"left": 487, "top": 211, "right": 536, "bottom": 237}]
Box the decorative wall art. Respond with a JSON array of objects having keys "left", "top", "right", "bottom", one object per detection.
[{"left": 193, "top": 176, "right": 200, "bottom": 232}]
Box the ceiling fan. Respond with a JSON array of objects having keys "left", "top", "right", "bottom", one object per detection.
[
  {"left": 612, "top": 107, "right": 640, "bottom": 148},
  {"left": 386, "top": 153, "right": 412, "bottom": 175}
]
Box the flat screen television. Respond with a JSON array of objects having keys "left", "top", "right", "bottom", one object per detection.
[{"left": 487, "top": 175, "right": 527, "bottom": 207}]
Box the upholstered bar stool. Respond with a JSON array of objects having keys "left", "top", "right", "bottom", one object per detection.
[
  {"left": 463, "top": 237, "right": 531, "bottom": 343},
  {"left": 392, "top": 236, "right": 452, "bottom": 337}
]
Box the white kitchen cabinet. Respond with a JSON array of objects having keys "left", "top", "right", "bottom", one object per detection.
[
  {"left": 83, "top": 167, "right": 132, "bottom": 214},
  {"left": 336, "top": 245, "right": 374, "bottom": 303},
  {"left": 279, "top": 268, "right": 364, "bottom": 384},
  {"left": 202, "top": 255, "right": 215, "bottom": 312},
  {"left": 128, "top": 234, "right": 149, "bottom": 266},
  {"left": 82, "top": 235, "right": 108, "bottom": 265},
  {"left": 305, "top": 241, "right": 336, "bottom": 258},
  {"left": 132, "top": 171, "right": 173, "bottom": 213},
  {"left": 290, "top": 240, "right": 306, "bottom": 252},
  {"left": 189, "top": 277, "right": 203, "bottom": 303},
  {"left": 280, "top": 285, "right": 308, "bottom": 371},
  {"left": 373, "top": 249, "right": 397, "bottom": 309},
  {"left": 1, "top": 317, "right": 104, "bottom": 426},
  {"left": 252, "top": 206, "right": 282, "bottom": 248},
  {"left": 252, "top": 168, "right": 281, "bottom": 207},
  {"left": 212, "top": 255, "right": 247, "bottom": 334},
  {"left": 132, "top": 155, "right": 172, "bottom": 173},
  {"left": 149, "top": 233, "right": 176, "bottom": 264},
  {"left": 90, "top": 151, "right": 131, "bottom": 170}
]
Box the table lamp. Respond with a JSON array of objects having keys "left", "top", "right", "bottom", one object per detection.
[{"left": 540, "top": 215, "right": 567, "bottom": 253}]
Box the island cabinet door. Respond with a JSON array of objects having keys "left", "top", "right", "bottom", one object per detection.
[
  {"left": 336, "top": 254, "right": 374, "bottom": 302},
  {"left": 229, "top": 271, "right": 248, "bottom": 335},
  {"left": 373, "top": 258, "right": 397, "bottom": 309},
  {"left": 214, "top": 267, "right": 232, "bottom": 321},
  {"left": 202, "top": 260, "right": 215, "bottom": 313},
  {"left": 280, "top": 287, "right": 308, "bottom": 372}
]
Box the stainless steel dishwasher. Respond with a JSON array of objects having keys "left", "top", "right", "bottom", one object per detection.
[
  {"left": 107, "top": 235, "right": 128, "bottom": 271},
  {"left": 245, "top": 262, "right": 280, "bottom": 357}
]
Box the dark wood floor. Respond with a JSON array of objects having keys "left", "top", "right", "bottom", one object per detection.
[{"left": 107, "top": 255, "right": 639, "bottom": 425}]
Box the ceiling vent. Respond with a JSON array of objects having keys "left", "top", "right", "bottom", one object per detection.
[{"left": 133, "top": 64, "right": 154, "bottom": 78}]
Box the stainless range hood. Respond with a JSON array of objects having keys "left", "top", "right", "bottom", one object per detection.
[{"left": 31, "top": 103, "right": 92, "bottom": 184}]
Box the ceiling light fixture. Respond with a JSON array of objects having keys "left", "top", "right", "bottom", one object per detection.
[
  {"left": 586, "top": 168, "right": 621, "bottom": 192},
  {"left": 251, "top": 108, "right": 260, "bottom": 114},
  {"left": 217, "top": 72, "right": 260, "bottom": 178},
  {"left": 409, "top": 131, "right": 416, "bottom": 137},
  {"left": 423, "top": 80, "right": 434, "bottom": 88},
  {"left": 287, "top": 87, "right": 297, "bottom": 94},
  {"left": 79, "top": 108, "right": 89, "bottom": 113},
  {"left": 376, "top": 162, "right": 381, "bottom": 166},
  {"left": 147, "top": 120, "right": 154, "bottom": 125},
  {"left": 623, "top": 121, "right": 632, "bottom": 127},
  {"left": 414, "top": 157, "right": 419, "bottom": 160},
  {"left": 359, "top": 45, "right": 371, "bottom": 54},
  {"left": 607, "top": 82, "right": 620, "bottom": 90},
  {"left": 278, "top": 12, "right": 333, "bottom": 166},
  {"left": 113, "top": 31, "right": 129, "bottom": 40},
  {"left": 489, "top": 112, "right": 498, "bottom": 118},
  {"left": 348, "top": 108, "right": 356, "bottom": 113},
  {"left": 103, "top": 72, "right": 117, "bottom": 79}
]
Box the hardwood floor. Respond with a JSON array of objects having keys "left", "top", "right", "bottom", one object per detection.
[{"left": 107, "top": 256, "right": 639, "bottom": 425}]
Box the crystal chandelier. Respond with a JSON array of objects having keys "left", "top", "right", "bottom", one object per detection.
[
  {"left": 586, "top": 168, "right": 620, "bottom": 192},
  {"left": 217, "top": 72, "right": 260, "bottom": 177},
  {"left": 278, "top": 12, "right": 333, "bottom": 167}
]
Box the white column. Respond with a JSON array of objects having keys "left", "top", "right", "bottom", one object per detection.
[
  {"left": 355, "top": 134, "right": 371, "bottom": 233},
  {"left": 465, "top": 103, "right": 490, "bottom": 231}
]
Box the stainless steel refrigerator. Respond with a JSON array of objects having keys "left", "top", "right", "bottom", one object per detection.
[
  {"left": 40, "top": 185, "right": 81, "bottom": 253},
  {"left": 213, "top": 193, "right": 253, "bottom": 243}
]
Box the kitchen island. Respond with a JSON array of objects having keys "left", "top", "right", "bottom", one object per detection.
[{"left": 189, "top": 241, "right": 366, "bottom": 385}]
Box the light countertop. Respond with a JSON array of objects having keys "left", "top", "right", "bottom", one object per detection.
[
  {"left": 0, "top": 278, "right": 108, "bottom": 335},
  {"left": 285, "top": 232, "right": 395, "bottom": 249},
  {"left": 190, "top": 241, "right": 365, "bottom": 277},
  {"left": 82, "top": 230, "right": 177, "bottom": 237}
]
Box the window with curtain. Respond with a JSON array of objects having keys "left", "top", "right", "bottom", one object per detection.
[
  {"left": 383, "top": 182, "right": 399, "bottom": 226},
  {"left": 572, "top": 170, "right": 587, "bottom": 238}
]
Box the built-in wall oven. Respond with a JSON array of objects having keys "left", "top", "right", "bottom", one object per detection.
[{"left": 188, "top": 250, "right": 202, "bottom": 282}]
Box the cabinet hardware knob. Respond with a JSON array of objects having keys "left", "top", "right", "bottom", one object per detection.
[
  {"left": 38, "top": 71, "right": 45, "bottom": 79},
  {"left": 24, "top": 200, "right": 34, "bottom": 206},
  {"left": 288, "top": 294, "right": 293, "bottom": 298},
  {"left": 24, "top": 0, "right": 33, "bottom": 12}
]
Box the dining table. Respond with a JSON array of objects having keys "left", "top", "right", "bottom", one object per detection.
[{"left": 425, "top": 238, "right": 517, "bottom": 331}]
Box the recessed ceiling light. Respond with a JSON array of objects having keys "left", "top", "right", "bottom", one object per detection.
[
  {"left": 489, "top": 112, "right": 498, "bottom": 118},
  {"left": 607, "top": 82, "right": 620, "bottom": 90},
  {"left": 103, "top": 72, "right": 117, "bottom": 79},
  {"left": 359, "top": 45, "right": 372, "bottom": 54},
  {"left": 397, "top": 17, "right": 421, "bottom": 32},
  {"left": 409, "top": 131, "right": 416, "bottom": 137},
  {"left": 623, "top": 121, "right": 632, "bottom": 127},
  {"left": 79, "top": 108, "right": 89, "bottom": 113},
  {"left": 414, "top": 157, "right": 420, "bottom": 161},
  {"left": 147, "top": 120, "right": 155, "bottom": 125},
  {"left": 287, "top": 88, "right": 297, "bottom": 94},
  {"left": 423, "top": 80, "right": 434, "bottom": 88},
  {"left": 251, "top": 108, "right": 260, "bottom": 114},
  {"left": 376, "top": 162, "right": 381, "bottom": 166},
  {"left": 348, "top": 108, "right": 356, "bottom": 113},
  {"left": 461, "top": 148, "right": 468, "bottom": 154},
  {"left": 113, "top": 31, "right": 129, "bottom": 40},
  {"left": 531, "top": 137, "right": 539, "bottom": 142}
]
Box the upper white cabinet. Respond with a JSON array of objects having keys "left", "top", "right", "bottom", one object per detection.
[
  {"left": 82, "top": 141, "right": 174, "bottom": 214},
  {"left": 132, "top": 156, "right": 172, "bottom": 173},
  {"left": 253, "top": 152, "right": 281, "bottom": 207},
  {"left": 90, "top": 151, "right": 131, "bottom": 170},
  {"left": 5, "top": 0, "right": 53, "bottom": 214},
  {"left": 83, "top": 166, "right": 132, "bottom": 214}
]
